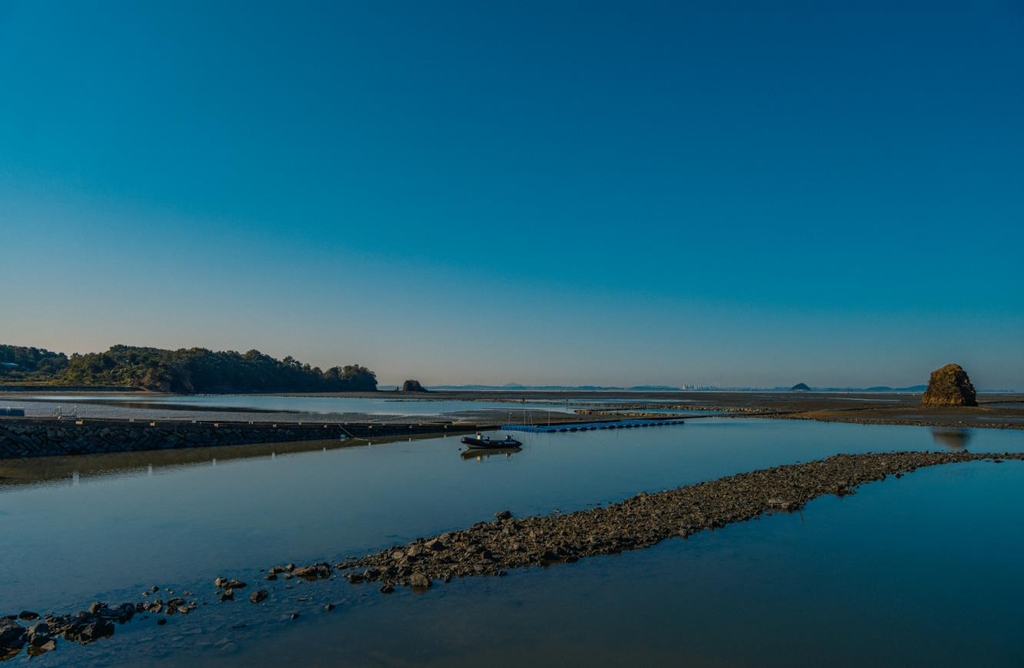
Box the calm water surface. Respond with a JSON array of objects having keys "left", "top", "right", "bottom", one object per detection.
[
  {"left": 1, "top": 418, "right": 1022, "bottom": 666},
  {"left": 22, "top": 394, "right": 582, "bottom": 419},
  {"left": 200, "top": 461, "right": 1024, "bottom": 668}
]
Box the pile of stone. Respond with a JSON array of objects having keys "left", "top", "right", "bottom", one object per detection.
[
  {"left": 1, "top": 602, "right": 136, "bottom": 660},
  {"left": 214, "top": 576, "right": 247, "bottom": 602}
]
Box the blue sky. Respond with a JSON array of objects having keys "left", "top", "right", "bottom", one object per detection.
[{"left": 2, "top": 1, "right": 1022, "bottom": 389}]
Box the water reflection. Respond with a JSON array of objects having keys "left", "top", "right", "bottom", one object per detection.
[
  {"left": 460, "top": 446, "right": 522, "bottom": 462},
  {"left": 6, "top": 418, "right": 1024, "bottom": 614},
  {"left": 931, "top": 427, "right": 973, "bottom": 450},
  {"left": 26, "top": 393, "right": 578, "bottom": 419},
  {"left": 215, "top": 461, "right": 1024, "bottom": 668},
  {"left": 0, "top": 438, "right": 355, "bottom": 488}
]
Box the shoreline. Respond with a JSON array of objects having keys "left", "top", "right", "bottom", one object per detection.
[
  {"left": 2, "top": 389, "right": 1022, "bottom": 462},
  {"left": 0, "top": 416, "right": 489, "bottom": 460},
  {"left": 3, "top": 388, "right": 1022, "bottom": 425}
]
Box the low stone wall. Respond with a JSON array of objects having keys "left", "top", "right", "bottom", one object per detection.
[{"left": 0, "top": 418, "right": 476, "bottom": 459}]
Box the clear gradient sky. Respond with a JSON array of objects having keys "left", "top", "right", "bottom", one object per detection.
[{"left": 2, "top": 1, "right": 1022, "bottom": 389}]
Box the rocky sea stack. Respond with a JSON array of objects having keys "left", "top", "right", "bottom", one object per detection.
[
  {"left": 920, "top": 364, "right": 978, "bottom": 407},
  {"left": 402, "top": 379, "right": 428, "bottom": 393}
]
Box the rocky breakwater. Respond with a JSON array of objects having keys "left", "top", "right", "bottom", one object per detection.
[
  {"left": 330, "top": 451, "right": 1024, "bottom": 591},
  {"left": 0, "top": 418, "right": 350, "bottom": 459}
]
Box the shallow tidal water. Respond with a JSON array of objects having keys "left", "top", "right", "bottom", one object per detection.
[
  {"left": 198, "top": 461, "right": 1024, "bottom": 668},
  {"left": 2, "top": 413, "right": 1023, "bottom": 666},
  {"left": 15, "top": 393, "right": 584, "bottom": 422}
]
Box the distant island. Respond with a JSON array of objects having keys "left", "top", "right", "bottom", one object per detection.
[
  {"left": 430, "top": 383, "right": 941, "bottom": 393},
  {"left": 0, "top": 344, "right": 377, "bottom": 393},
  {"left": 773, "top": 384, "right": 929, "bottom": 393},
  {"left": 431, "top": 383, "right": 683, "bottom": 392}
]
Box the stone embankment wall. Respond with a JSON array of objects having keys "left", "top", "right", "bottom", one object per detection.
[{"left": 0, "top": 418, "right": 472, "bottom": 459}]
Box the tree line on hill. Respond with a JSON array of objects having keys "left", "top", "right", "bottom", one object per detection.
[
  {"left": 0, "top": 345, "right": 69, "bottom": 378},
  {"left": 0, "top": 344, "right": 377, "bottom": 393}
]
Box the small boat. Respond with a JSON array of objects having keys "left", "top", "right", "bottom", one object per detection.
[{"left": 460, "top": 434, "right": 523, "bottom": 449}]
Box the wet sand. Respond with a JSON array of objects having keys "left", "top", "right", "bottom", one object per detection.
[
  {"left": 328, "top": 389, "right": 1024, "bottom": 429},
  {"left": 4, "top": 389, "right": 1023, "bottom": 429}
]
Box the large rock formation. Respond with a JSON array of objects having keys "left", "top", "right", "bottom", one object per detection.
[
  {"left": 402, "top": 380, "right": 428, "bottom": 393},
  {"left": 920, "top": 364, "right": 977, "bottom": 407}
]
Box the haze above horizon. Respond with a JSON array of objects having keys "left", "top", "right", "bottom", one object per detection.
[{"left": 2, "top": 1, "right": 1021, "bottom": 390}]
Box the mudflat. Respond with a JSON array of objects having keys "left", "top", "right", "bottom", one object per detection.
[
  {"left": 3, "top": 388, "right": 1023, "bottom": 429},
  {"left": 398, "top": 389, "right": 1024, "bottom": 430}
]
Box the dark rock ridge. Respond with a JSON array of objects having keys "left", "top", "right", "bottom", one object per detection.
[
  {"left": 402, "top": 380, "right": 428, "bottom": 392},
  {"left": 0, "top": 418, "right": 479, "bottom": 459},
  {"left": 921, "top": 364, "right": 978, "bottom": 407},
  {"left": 0, "top": 419, "right": 351, "bottom": 459},
  {"left": 329, "top": 451, "right": 1023, "bottom": 589},
  {"left": 790, "top": 383, "right": 811, "bottom": 391}
]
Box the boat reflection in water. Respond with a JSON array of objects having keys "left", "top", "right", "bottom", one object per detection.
[{"left": 460, "top": 446, "right": 522, "bottom": 462}]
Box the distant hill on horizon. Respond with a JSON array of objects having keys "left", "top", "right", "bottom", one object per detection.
[
  {"left": 771, "top": 384, "right": 930, "bottom": 393},
  {"left": 0, "top": 343, "right": 377, "bottom": 393},
  {"left": 426, "top": 383, "right": 1024, "bottom": 393},
  {"left": 430, "top": 383, "right": 683, "bottom": 392}
]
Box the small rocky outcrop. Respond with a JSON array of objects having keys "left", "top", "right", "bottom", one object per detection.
[
  {"left": 921, "top": 364, "right": 978, "bottom": 407},
  {"left": 291, "top": 563, "right": 331, "bottom": 581},
  {"left": 402, "top": 380, "right": 428, "bottom": 392},
  {"left": 790, "top": 383, "right": 811, "bottom": 392}
]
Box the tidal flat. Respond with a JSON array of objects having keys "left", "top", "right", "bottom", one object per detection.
[{"left": 1, "top": 393, "right": 1023, "bottom": 666}]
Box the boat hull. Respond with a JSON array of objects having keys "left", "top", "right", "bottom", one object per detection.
[
  {"left": 460, "top": 436, "right": 523, "bottom": 449},
  {"left": 460, "top": 446, "right": 521, "bottom": 459}
]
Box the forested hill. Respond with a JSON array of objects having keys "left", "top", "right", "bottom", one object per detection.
[
  {"left": 0, "top": 345, "right": 70, "bottom": 376},
  {"left": 0, "top": 344, "right": 377, "bottom": 393}
]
